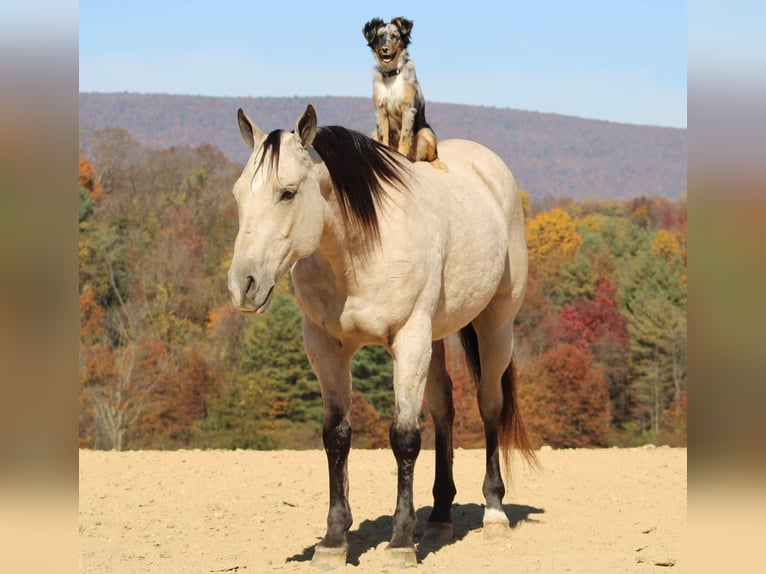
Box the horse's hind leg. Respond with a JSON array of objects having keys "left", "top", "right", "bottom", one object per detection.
[
  {"left": 462, "top": 317, "right": 516, "bottom": 538},
  {"left": 303, "top": 320, "right": 354, "bottom": 568},
  {"left": 423, "top": 339, "right": 456, "bottom": 542}
]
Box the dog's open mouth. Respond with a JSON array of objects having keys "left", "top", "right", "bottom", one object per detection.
[{"left": 380, "top": 54, "right": 394, "bottom": 64}]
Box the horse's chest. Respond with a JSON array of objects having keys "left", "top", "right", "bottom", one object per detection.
[
  {"left": 293, "top": 260, "right": 419, "bottom": 346},
  {"left": 299, "top": 295, "right": 391, "bottom": 346}
]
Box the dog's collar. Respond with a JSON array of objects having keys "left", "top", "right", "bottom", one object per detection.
[{"left": 381, "top": 67, "right": 401, "bottom": 78}]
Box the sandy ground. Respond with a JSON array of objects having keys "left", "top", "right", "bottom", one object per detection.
[{"left": 79, "top": 446, "right": 686, "bottom": 573}]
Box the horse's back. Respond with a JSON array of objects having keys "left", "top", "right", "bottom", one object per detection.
[
  {"left": 417, "top": 138, "right": 525, "bottom": 256},
  {"left": 406, "top": 138, "right": 527, "bottom": 338}
]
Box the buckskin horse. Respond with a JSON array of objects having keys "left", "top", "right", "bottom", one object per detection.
[{"left": 227, "top": 105, "right": 536, "bottom": 567}]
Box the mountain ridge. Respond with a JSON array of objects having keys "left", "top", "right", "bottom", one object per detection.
[{"left": 79, "top": 92, "right": 686, "bottom": 201}]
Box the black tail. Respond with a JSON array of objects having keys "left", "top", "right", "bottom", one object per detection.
[{"left": 459, "top": 324, "right": 538, "bottom": 477}]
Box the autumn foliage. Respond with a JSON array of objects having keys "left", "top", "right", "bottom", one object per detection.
[
  {"left": 520, "top": 344, "right": 611, "bottom": 448},
  {"left": 78, "top": 132, "right": 687, "bottom": 451}
]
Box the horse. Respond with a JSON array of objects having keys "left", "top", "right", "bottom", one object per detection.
[{"left": 227, "top": 104, "right": 536, "bottom": 567}]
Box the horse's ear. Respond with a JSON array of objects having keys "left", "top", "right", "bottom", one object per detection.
[
  {"left": 237, "top": 108, "right": 266, "bottom": 149},
  {"left": 295, "top": 104, "right": 317, "bottom": 149}
]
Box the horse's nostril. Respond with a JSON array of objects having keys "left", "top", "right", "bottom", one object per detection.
[{"left": 245, "top": 275, "right": 255, "bottom": 294}]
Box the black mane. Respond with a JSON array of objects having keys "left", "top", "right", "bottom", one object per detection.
[
  {"left": 313, "top": 126, "right": 410, "bottom": 245},
  {"left": 256, "top": 125, "right": 410, "bottom": 249}
]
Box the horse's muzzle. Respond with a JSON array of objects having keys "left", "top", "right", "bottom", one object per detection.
[{"left": 228, "top": 271, "right": 274, "bottom": 314}]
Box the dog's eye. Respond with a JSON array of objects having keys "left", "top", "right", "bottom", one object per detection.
[{"left": 279, "top": 188, "right": 296, "bottom": 202}]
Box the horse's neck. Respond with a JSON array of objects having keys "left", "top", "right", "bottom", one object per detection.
[{"left": 312, "top": 165, "right": 361, "bottom": 287}]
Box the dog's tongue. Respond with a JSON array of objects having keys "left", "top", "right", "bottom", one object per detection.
[{"left": 382, "top": 55, "right": 393, "bottom": 63}]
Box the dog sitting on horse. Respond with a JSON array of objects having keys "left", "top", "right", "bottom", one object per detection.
[{"left": 363, "top": 17, "right": 447, "bottom": 170}]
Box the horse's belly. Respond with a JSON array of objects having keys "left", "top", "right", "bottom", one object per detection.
[
  {"left": 430, "top": 218, "right": 510, "bottom": 339},
  {"left": 431, "top": 264, "right": 506, "bottom": 340}
]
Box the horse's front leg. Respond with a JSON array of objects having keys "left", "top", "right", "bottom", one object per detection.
[
  {"left": 386, "top": 315, "right": 433, "bottom": 566},
  {"left": 303, "top": 319, "right": 354, "bottom": 569}
]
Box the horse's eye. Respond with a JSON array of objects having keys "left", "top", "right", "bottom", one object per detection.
[{"left": 279, "top": 188, "right": 296, "bottom": 202}]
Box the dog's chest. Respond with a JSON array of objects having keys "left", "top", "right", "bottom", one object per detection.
[{"left": 374, "top": 74, "right": 408, "bottom": 113}]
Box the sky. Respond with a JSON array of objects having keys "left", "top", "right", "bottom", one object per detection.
[{"left": 77, "top": 1, "right": 690, "bottom": 128}]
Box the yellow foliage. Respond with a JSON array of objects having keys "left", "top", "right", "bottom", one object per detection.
[
  {"left": 651, "top": 229, "right": 680, "bottom": 262},
  {"left": 526, "top": 208, "right": 583, "bottom": 262},
  {"left": 519, "top": 189, "right": 530, "bottom": 220},
  {"left": 577, "top": 213, "right": 607, "bottom": 234}
]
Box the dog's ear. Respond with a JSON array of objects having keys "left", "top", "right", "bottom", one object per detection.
[
  {"left": 392, "top": 17, "right": 414, "bottom": 45},
  {"left": 363, "top": 18, "right": 384, "bottom": 46}
]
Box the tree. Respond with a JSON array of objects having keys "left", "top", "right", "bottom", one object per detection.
[
  {"left": 520, "top": 344, "right": 611, "bottom": 448},
  {"left": 554, "top": 280, "right": 633, "bottom": 428},
  {"left": 132, "top": 348, "right": 219, "bottom": 448},
  {"left": 78, "top": 139, "right": 242, "bottom": 449},
  {"left": 650, "top": 229, "right": 681, "bottom": 262},
  {"left": 620, "top": 250, "right": 686, "bottom": 437},
  {"left": 241, "top": 294, "right": 322, "bottom": 423},
  {"left": 196, "top": 294, "right": 323, "bottom": 449},
  {"left": 89, "top": 336, "right": 171, "bottom": 450},
  {"left": 525, "top": 208, "right": 591, "bottom": 308},
  {"left": 526, "top": 207, "right": 583, "bottom": 262},
  {"left": 352, "top": 345, "right": 394, "bottom": 416},
  {"left": 79, "top": 157, "right": 104, "bottom": 201},
  {"left": 351, "top": 390, "right": 390, "bottom": 448},
  {"left": 78, "top": 131, "right": 687, "bottom": 451}
]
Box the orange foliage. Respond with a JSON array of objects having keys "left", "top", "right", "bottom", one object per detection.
[
  {"left": 351, "top": 390, "right": 390, "bottom": 448},
  {"left": 79, "top": 157, "right": 104, "bottom": 201},
  {"left": 520, "top": 344, "right": 611, "bottom": 448}
]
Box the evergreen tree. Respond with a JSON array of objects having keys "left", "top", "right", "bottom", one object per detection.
[
  {"left": 620, "top": 250, "right": 686, "bottom": 435},
  {"left": 241, "top": 294, "right": 322, "bottom": 423},
  {"left": 196, "top": 293, "right": 324, "bottom": 449},
  {"left": 351, "top": 345, "right": 394, "bottom": 416}
]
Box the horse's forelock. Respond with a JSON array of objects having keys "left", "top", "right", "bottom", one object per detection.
[{"left": 254, "top": 129, "right": 284, "bottom": 178}]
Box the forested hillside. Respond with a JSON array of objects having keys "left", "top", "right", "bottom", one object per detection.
[
  {"left": 78, "top": 128, "right": 687, "bottom": 451},
  {"left": 79, "top": 93, "right": 687, "bottom": 203}
]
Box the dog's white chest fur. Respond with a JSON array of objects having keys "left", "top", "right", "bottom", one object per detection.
[
  {"left": 374, "top": 75, "right": 405, "bottom": 114},
  {"left": 373, "top": 60, "right": 418, "bottom": 116}
]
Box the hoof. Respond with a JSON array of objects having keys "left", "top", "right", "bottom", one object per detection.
[
  {"left": 421, "top": 521, "right": 453, "bottom": 543},
  {"left": 311, "top": 544, "right": 347, "bottom": 570},
  {"left": 383, "top": 545, "right": 418, "bottom": 568},
  {"left": 482, "top": 520, "right": 511, "bottom": 539}
]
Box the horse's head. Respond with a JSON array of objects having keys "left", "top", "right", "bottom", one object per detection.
[{"left": 228, "top": 105, "right": 324, "bottom": 314}]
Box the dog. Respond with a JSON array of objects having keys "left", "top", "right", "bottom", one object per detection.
[{"left": 363, "top": 17, "right": 447, "bottom": 170}]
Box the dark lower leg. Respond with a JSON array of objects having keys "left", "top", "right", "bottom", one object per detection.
[
  {"left": 389, "top": 423, "right": 421, "bottom": 549},
  {"left": 320, "top": 415, "right": 352, "bottom": 548},
  {"left": 482, "top": 425, "right": 505, "bottom": 512},
  {"left": 429, "top": 420, "right": 456, "bottom": 524}
]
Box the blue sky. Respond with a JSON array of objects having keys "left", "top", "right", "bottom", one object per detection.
[{"left": 79, "top": 1, "right": 687, "bottom": 128}]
